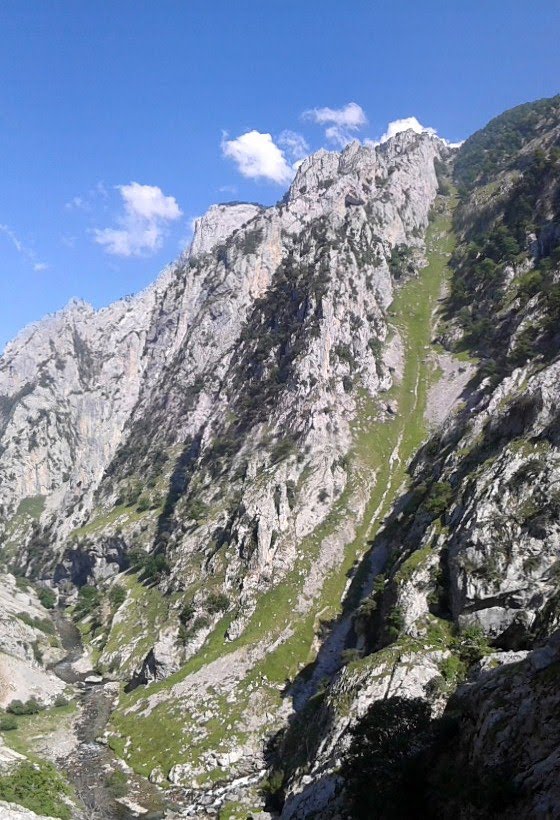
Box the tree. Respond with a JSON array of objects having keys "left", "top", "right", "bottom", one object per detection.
[{"left": 340, "top": 697, "right": 433, "bottom": 819}]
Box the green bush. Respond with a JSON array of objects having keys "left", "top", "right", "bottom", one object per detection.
[
  {"left": 179, "top": 602, "right": 195, "bottom": 624},
  {"left": 106, "top": 769, "right": 128, "bottom": 798},
  {"left": 386, "top": 605, "right": 405, "bottom": 641},
  {"left": 425, "top": 481, "right": 454, "bottom": 519},
  {"left": 74, "top": 585, "right": 101, "bottom": 618},
  {"left": 206, "top": 591, "right": 229, "bottom": 614},
  {"left": 37, "top": 587, "right": 56, "bottom": 610},
  {"left": 136, "top": 493, "right": 151, "bottom": 512},
  {"left": 341, "top": 697, "right": 433, "bottom": 819},
  {"left": 6, "top": 698, "right": 45, "bottom": 716},
  {"left": 108, "top": 585, "right": 127, "bottom": 609},
  {"left": 454, "top": 624, "right": 492, "bottom": 666},
  {"left": 0, "top": 761, "right": 72, "bottom": 819},
  {"left": 16, "top": 612, "right": 55, "bottom": 635},
  {"left": 0, "top": 714, "right": 17, "bottom": 731},
  {"left": 140, "top": 553, "right": 170, "bottom": 583},
  {"left": 516, "top": 270, "right": 543, "bottom": 300}
]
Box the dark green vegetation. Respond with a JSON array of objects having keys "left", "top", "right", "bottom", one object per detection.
[
  {"left": 454, "top": 94, "right": 560, "bottom": 192},
  {"left": 6, "top": 698, "right": 46, "bottom": 716},
  {"left": 341, "top": 696, "right": 520, "bottom": 820},
  {"left": 0, "top": 761, "right": 72, "bottom": 819},
  {"left": 448, "top": 101, "right": 560, "bottom": 382}
]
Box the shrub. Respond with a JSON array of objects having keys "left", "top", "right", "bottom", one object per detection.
[
  {"left": 106, "top": 769, "right": 128, "bottom": 798},
  {"left": 516, "top": 270, "right": 543, "bottom": 300},
  {"left": 454, "top": 624, "right": 492, "bottom": 666},
  {"left": 439, "top": 654, "right": 466, "bottom": 687},
  {"left": 0, "top": 760, "right": 72, "bottom": 819},
  {"left": 54, "top": 694, "right": 69, "bottom": 708},
  {"left": 7, "top": 698, "right": 45, "bottom": 716},
  {"left": 179, "top": 602, "right": 195, "bottom": 624},
  {"left": 16, "top": 612, "right": 55, "bottom": 635},
  {"left": 141, "top": 553, "right": 170, "bottom": 583},
  {"left": 341, "top": 697, "right": 433, "bottom": 819},
  {"left": 425, "top": 481, "right": 454, "bottom": 519},
  {"left": 184, "top": 497, "right": 210, "bottom": 522},
  {"left": 341, "top": 648, "right": 361, "bottom": 665},
  {"left": 0, "top": 714, "right": 17, "bottom": 731},
  {"left": 206, "top": 592, "right": 229, "bottom": 614},
  {"left": 386, "top": 606, "right": 405, "bottom": 641},
  {"left": 108, "top": 585, "right": 126, "bottom": 609},
  {"left": 74, "top": 585, "right": 101, "bottom": 618},
  {"left": 136, "top": 494, "right": 151, "bottom": 512},
  {"left": 37, "top": 587, "right": 56, "bottom": 610}
]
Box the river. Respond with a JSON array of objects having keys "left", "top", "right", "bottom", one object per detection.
[{"left": 50, "top": 609, "right": 169, "bottom": 820}]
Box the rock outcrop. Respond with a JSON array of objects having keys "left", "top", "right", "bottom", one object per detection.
[{"left": 1, "top": 94, "right": 559, "bottom": 819}]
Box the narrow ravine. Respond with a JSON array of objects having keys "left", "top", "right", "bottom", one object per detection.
[{"left": 50, "top": 609, "right": 168, "bottom": 819}]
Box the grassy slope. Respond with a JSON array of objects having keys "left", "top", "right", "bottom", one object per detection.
[{"left": 108, "top": 198, "right": 456, "bottom": 781}]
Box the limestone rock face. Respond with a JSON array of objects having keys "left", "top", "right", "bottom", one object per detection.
[
  {"left": 432, "top": 631, "right": 560, "bottom": 819},
  {"left": 3, "top": 97, "right": 559, "bottom": 819},
  {"left": 0, "top": 574, "right": 65, "bottom": 708},
  {"left": 190, "top": 203, "right": 265, "bottom": 257},
  {"left": 0, "top": 129, "right": 449, "bottom": 816},
  {"left": 0, "top": 130, "right": 445, "bottom": 593},
  {"left": 0, "top": 802, "right": 55, "bottom": 820}
]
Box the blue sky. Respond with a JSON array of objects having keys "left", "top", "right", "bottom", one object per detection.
[{"left": 1, "top": 1, "right": 559, "bottom": 348}]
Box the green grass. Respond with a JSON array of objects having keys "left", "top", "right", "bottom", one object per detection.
[
  {"left": 96, "top": 573, "right": 174, "bottom": 677},
  {"left": 108, "top": 198, "right": 457, "bottom": 777},
  {"left": 394, "top": 545, "right": 433, "bottom": 585},
  {"left": 68, "top": 503, "right": 154, "bottom": 539},
  {"left": 0, "top": 702, "right": 77, "bottom": 758},
  {"left": 0, "top": 701, "right": 78, "bottom": 818},
  {"left": 15, "top": 495, "right": 46, "bottom": 520},
  {"left": 0, "top": 760, "right": 73, "bottom": 819}
]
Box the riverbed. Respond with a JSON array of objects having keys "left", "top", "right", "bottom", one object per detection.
[{"left": 50, "top": 609, "right": 168, "bottom": 819}]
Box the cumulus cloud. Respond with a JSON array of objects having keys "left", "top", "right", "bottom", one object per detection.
[
  {"left": 368, "top": 116, "right": 462, "bottom": 148},
  {"left": 94, "top": 182, "right": 182, "bottom": 256},
  {"left": 303, "top": 102, "right": 367, "bottom": 147},
  {"left": 0, "top": 224, "right": 48, "bottom": 271},
  {"left": 221, "top": 130, "right": 294, "bottom": 184},
  {"left": 278, "top": 130, "right": 309, "bottom": 162},
  {"left": 377, "top": 116, "right": 436, "bottom": 144}
]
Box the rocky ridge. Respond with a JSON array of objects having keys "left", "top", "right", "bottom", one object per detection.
[{"left": 0, "top": 94, "right": 559, "bottom": 819}]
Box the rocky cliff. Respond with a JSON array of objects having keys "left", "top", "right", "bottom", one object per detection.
[{"left": 0, "top": 95, "right": 559, "bottom": 819}]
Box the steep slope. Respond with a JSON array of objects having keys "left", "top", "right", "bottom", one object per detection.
[
  {"left": 0, "top": 131, "right": 452, "bottom": 814},
  {"left": 274, "top": 95, "right": 560, "bottom": 820},
  {"left": 1, "top": 94, "right": 559, "bottom": 820}
]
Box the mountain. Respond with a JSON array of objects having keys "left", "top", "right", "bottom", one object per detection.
[{"left": 0, "top": 95, "right": 559, "bottom": 819}]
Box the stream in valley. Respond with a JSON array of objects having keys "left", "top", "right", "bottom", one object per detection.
[{"left": 50, "top": 609, "right": 168, "bottom": 820}]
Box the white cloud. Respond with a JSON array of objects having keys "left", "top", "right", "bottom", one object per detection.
[
  {"left": 221, "top": 130, "right": 294, "bottom": 184},
  {"left": 93, "top": 182, "right": 182, "bottom": 257},
  {"left": 0, "top": 224, "right": 48, "bottom": 270},
  {"left": 369, "top": 116, "right": 463, "bottom": 148},
  {"left": 303, "top": 102, "right": 367, "bottom": 147},
  {"left": 278, "top": 130, "right": 309, "bottom": 162},
  {"left": 377, "top": 116, "right": 437, "bottom": 144}
]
